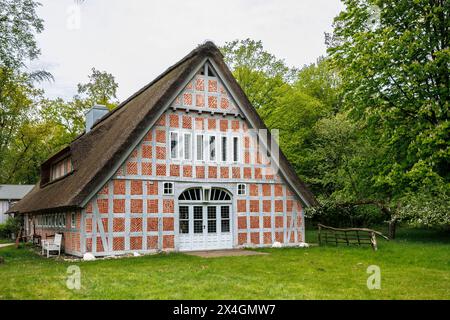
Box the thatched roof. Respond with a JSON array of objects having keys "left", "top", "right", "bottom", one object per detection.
[{"left": 10, "top": 42, "right": 317, "bottom": 214}]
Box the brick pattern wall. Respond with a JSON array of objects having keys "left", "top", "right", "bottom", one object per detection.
[
  {"left": 32, "top": 211, "right": 81, "bottom": 254},
  {"left": 172, "top": 73, "right": 240, "bottom": 114},
  {"left": 84, "top": 179, "right": 175, "bottom": 255},
  {"left": 236, "top": 184, "right": 303, "bottom": 247},
  {"left": 115, "top": 109, "right": 280, "bottom": 183}
]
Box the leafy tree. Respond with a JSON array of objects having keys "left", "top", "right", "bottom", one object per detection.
[
  {"left": 0, "top": 0, "right": 51, "bottom": 183},
  {"left": 76, "top": 67, "right": 119, "bottom": 111},
  {"left": 220, "top": 39, "right": 297, "bottom": 110},
  {"left": 264, "top": 88, "right": 329, "bottom": 182},
  {"left": 40, "top": 67, "right": 119, "bottom": 143},
  {"left": 398, "top": 187, "right": 450, "bottom": 229},
  {"left": 294, "top": 57, "right": 342, "bottom": 113},
  {"left": 326, "top": 0, "right": 450, "bottom": 236},
  {"left": 0, "top": 0, "right": 44, "bottom": 70}
]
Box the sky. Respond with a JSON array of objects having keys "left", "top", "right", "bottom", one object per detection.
[{"left": 32, "top": 0, "right": 344, "bottom": 102}]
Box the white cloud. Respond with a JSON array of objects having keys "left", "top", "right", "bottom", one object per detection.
[{"left": 33, "top": 0, "right": 344, "bottom": 101}]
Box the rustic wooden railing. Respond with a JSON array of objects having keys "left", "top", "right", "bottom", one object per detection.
[{"left": 317, "top": 224, "right": 389, "bottom": 251}]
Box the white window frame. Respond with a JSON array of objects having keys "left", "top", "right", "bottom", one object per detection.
[
  {"left": 170, "top": 131, "right": 180, "bottom": 160},
  {"left": 183, "top": 132, "right": 192, "bottom": 161},
  {"left": 163, "top": 182, "right": 174, "bottom": 195},
  {"left": 237, "top": 183, "right": 247, "bottom": 196},
  {"left": 195, "top": 134, "right": 204, "bottom": 162},
  {"left": 208, "top": 134, "right": 217, "bottom": 162}
]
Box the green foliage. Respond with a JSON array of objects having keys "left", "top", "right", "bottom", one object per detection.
[
  {"left": 320, "top": 0, "right": 450, "bottom": 228},
  {"left": 220, "top": 39, "right": 297, "bottom": 110},
  {"left": 305, "top": 200, "right": 384, "bottom": 227},
  {"left": 398, "top": 187, "right": 450, "bottom": 229},
  {"left": 0, "top": 0, "right": 44, "bottom": 69},
  {"left": 294, "top": 58, "right": 342, "bottom": 112},
  {"left": 76, "top": 67, "right": 119, "bottom": 111},
  {"left": 0, "top": 0, "right": 56, "bottom": 184},
  {"left": 0, "top": 216, "right": 21, "bottom": 238},
  {"left": 328, "top": 0, "right": 450, "bottom": 196}
]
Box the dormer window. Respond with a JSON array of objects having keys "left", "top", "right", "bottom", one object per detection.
[{"left": 51, "top": 157, "right": 73, "bottom": 181}]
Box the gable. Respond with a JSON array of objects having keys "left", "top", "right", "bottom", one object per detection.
[{"left": 173, "top": 62, "right": 242, "bottom": 115}]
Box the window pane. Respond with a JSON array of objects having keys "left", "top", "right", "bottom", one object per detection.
[
  {"left": 207, "top": 206, "right": 216, "bottom": 219},
  {"left": 179, "top": 206, "right": 189, "bottom": 219},
  {"left": 170, "top": 132, "right": 178, "bottom": 158},
  {"left": 208, "top": 219, "right": 216, "bottom": 233},
  {"left": 179, "top": 221, "right": 189, "bottom": 234},
  {"left": 221, "top": 136, "right": 227, "bottom": 162},
  {"left": 164, "top": 182, "right": 173, "bottom": 195},
  {"left": 194, "top": 206, "right": 203, "bottom": 220},
  {"left": 194, "top": 220, "right": 203, "bottom": 233},
  {"left": 184, "top": 134, "right": 191, "bottom": 160},
  {"left": 221, "top": 206, "right": 230, "bottom": 219},
  {"left": 209, "top": 136, "right": 216, "bottom": 161},
  {"left": 196, "top": 135, "right": 204, "bottom": 160},
  {"left": 221, "top": 220, "right": 230, "bottom": 233},
  {"left": 233, "top": 137, "right": 239, "bottom": 162}
]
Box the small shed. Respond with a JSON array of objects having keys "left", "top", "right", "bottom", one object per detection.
[{"left": 0, "top": 185, "right": 34, "bottom": 224}]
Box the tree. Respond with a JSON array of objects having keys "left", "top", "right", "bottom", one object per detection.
[
  {"left": 76, "top": 67, "right": 119, "bottom": 111},
  {"left": 0, "top": 0, "right": 44, "bottom": 70},
  {"left": 0, "top": 0, "right": 52, "bottom": 183},
  {"left": 294, "top": 57, "right": 342, "bottom": 113},
  {"left": 220, "top": 39, "right": 297, "bottom": 110},
  {"left": 327, "top": 0, "right": 450, "bottom": 235}
]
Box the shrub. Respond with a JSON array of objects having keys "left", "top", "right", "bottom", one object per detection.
[
  {"left": 305, "top": 200, "right": 385, "bottom": 228},
  {"left": 0, "top": 216, "right": 22, "bottom": 239}
]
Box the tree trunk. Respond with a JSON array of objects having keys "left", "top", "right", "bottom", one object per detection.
[{"left": 388, "top": 219, "right": 397, "bottom": 240}]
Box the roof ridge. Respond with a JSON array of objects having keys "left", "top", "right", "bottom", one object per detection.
[{"left": 90, "top": 41, "right": 220, "bottom": 130}]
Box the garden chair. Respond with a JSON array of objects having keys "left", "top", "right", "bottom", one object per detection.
[{"left": 42, "top": 233, "right": 62, "bottom": 258}]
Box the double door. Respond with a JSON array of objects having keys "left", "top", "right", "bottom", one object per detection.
[{"left": 178, "top": 204, "right": 232, "bottom": 251}]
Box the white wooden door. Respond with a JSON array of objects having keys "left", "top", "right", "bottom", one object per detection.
[{"left": 178, "top": 204, "right": 232, "bottom": 251}]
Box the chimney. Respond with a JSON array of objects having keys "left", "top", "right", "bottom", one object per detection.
[{"left": 85, "top": 105, "right": 108, "bottom": 133}]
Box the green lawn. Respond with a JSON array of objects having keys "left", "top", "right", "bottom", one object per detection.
[{"left": 0, "top": 227, "right": 449, "bottom": 300}]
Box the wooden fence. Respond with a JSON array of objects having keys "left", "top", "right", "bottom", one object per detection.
[{"left": 318, "top": 224, "right": 389, "bottom": 250}]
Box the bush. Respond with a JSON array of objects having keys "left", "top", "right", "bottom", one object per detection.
[
  {"left": 305, "top": 200, "right": 385, "bottom": 228},
  {"left": 0, "top": 216, "right": 22, "bottom": 239},
  {"left": 398, "top": 191, "right": 450, "bottom": 230}
]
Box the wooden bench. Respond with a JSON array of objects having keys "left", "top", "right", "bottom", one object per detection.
[{"left": 318, "top": 224, "right": 389, "bottom": 251}]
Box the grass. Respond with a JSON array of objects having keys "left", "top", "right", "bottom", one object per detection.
[{"left": 0, "top": 227, "right": 449, "bottom": 300}]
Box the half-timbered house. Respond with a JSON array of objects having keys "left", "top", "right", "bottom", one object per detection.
[{"left": 9, "top": 42, "right": 317, "bottom": 256}]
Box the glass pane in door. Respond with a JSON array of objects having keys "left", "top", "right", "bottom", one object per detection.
[
  {"left": 207, "top": 206, "right": 217, "bottom": 233},
  {"left": 221, "top": 206, "right": 230, "bottom": 232},
  {"left": 193, "top": 206, "right": 203, "bottom": 233},
  {"left": 179, "top": 206, "right": 189, "bottom": 234}
]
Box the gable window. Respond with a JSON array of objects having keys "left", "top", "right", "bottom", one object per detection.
[
  {"left": 170, "top": 132, "right": 179, "bottom": 159},
  {"left": 196, "top": 134, "right": 204, "bottom": 161},
  {"left": 51, "top": 157, "right": 73, "bottom": 181},
  {"left": 184, "top": 133, "right": 192, "bottom": 160},
  {"left": 221, "top": 136, "right": 227, "bottom": 162},
  {"left": 163, "top": 182, "right": 174, "bottom": 195},
  {"left": 237, "top": 184, "right": 246, "bottom": 195},
  {"left": 209, "top": 136, "right": 216, "bottom": 161},
  {"left": 233, "top": 136, "right": 239, "bottom": 162}
]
